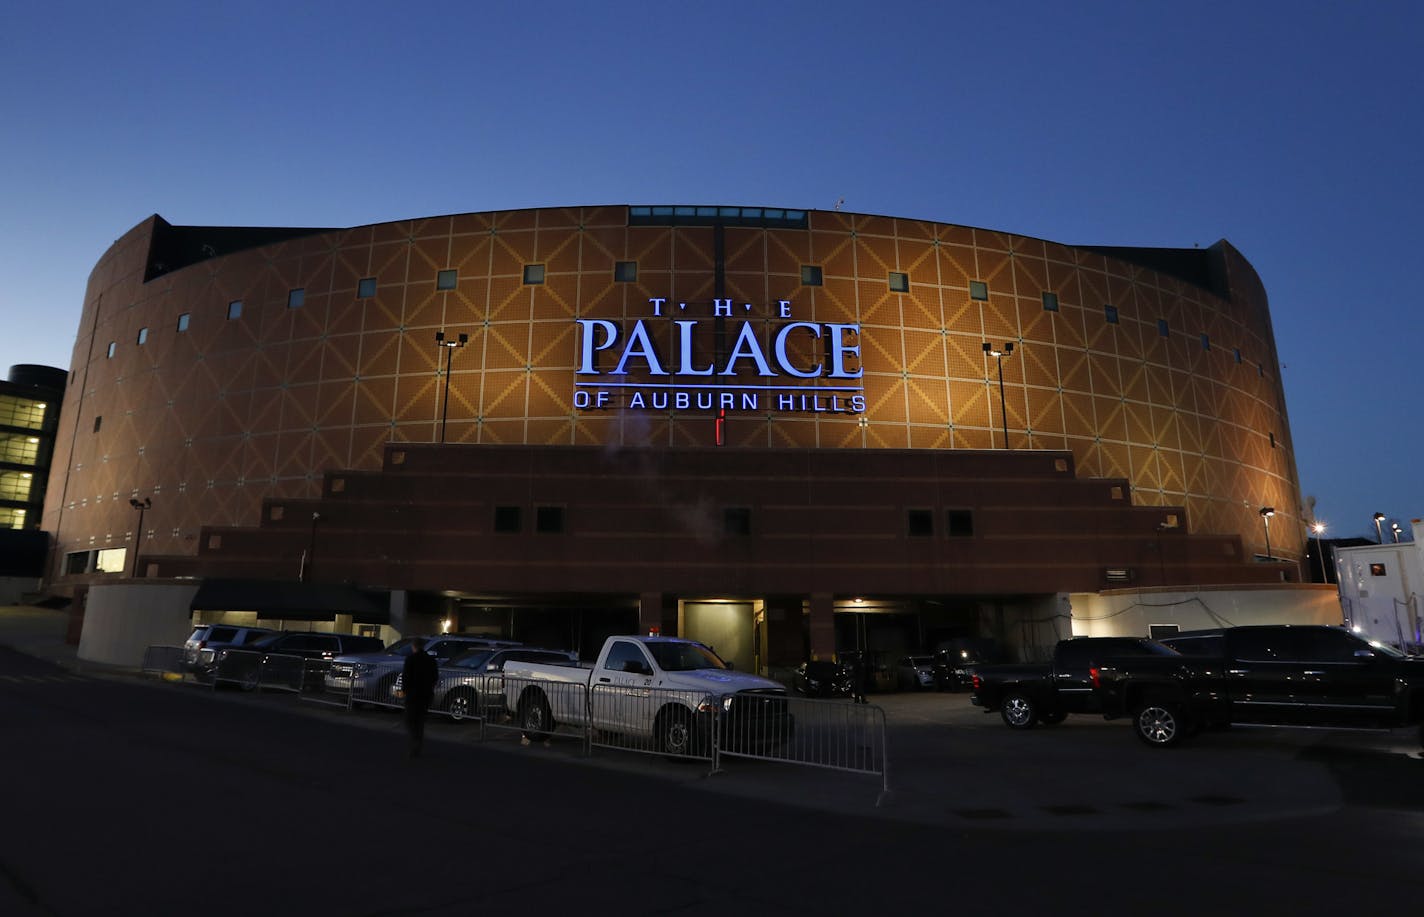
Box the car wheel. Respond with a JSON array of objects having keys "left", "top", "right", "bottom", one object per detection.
[
  {"left": 1000, "top": 693, "right": 1037, "bottom": 729},
  {"left": 446, "top": 689, "right": 477, "bottom": 722},
  {"left": 1038, "top": 709, "right": 1068, "bottom": 726},
  {"left": 657, "top": 707, "right": 694, "bottom": 758},
  {"left": 1133, "top": 699, "right": 1189, "bottom": 747},
  {"left": 518, "top": 691, "right": 553, "bottom": 741},
  {"left": 239, "top": 668, "right": 260, "bottom": 692}
]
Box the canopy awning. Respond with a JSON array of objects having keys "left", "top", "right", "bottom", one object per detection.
[{"left": 189, "top": 578, "right": 389, "bottom": 624}]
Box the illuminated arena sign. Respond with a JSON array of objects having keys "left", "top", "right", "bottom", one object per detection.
[{"left": 573, "top": 298, "right": 866, "bottom": 414}]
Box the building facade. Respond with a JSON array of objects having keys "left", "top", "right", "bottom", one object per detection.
[{"left": 44, "top": 206, "right": 1310, "bottom": 665}]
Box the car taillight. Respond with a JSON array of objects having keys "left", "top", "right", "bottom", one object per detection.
[
  {"left": 971, "top": 673, "right": 982, "bottom": 691},
  {"left": 1089, "top": 666, "right": 1101, "bottom": 688}
]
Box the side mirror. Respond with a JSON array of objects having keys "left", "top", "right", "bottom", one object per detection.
[
  {"left": 1354, "top": 649, "right": 1376, "bottom": 660},
  {"left": 725, "top": 661, "right": 735, "bottom": 671}
]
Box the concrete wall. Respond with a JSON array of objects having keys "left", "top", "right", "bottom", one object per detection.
[
  {"left": 79, "top": 582, "right": 199, "bottom": 666},
  {"left": 1069, "top": 584, "right": 1341, "bottom": 639},
  {"left": 0, "top": 577, "right": 40, "bottom": 605}
]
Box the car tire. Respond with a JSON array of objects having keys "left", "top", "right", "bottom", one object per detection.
[
  {"left": 1133, "top": 699, "right": 1189, "bottom": 747},
  {"left": 239, "top": 668, "right": 260, "bottom": 692},
  {"left": 657, "top": 706, "right": 694, "bottom": 758},
  {"left": 1000, "top": 692, "right": 1037, "bottom": 729},
  {"left": 1038, "top": 709, "right": 1068, "bottom": 726},
  {"left": 446, "top": 689, "right": 477, "bottom": 722},
  {"left": 518, "top": 691, "right": 553, "bottom": 741}
]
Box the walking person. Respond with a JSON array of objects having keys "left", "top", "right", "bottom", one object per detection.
[{"left": 402, "top": 637, "right": 439, "bottom": 757}]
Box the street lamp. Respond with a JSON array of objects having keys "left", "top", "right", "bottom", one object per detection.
[
  {"left": 1311, "top": 521, "right": 1327, "bottom": 583},
  {"left": 1391, "top": 522, "right": 1402, "bottom": 544},
  {"left": 435, "top": 331, "right": 469, "bottom": 444},
  {"left": 1259, "top": 506, "right": 1275, "bottom": 561},
  {"left": 982, "top": 342, "right": 1015, "bottom": 449},
  {"left": 1373, "top": 512, "right": 1386, "bottom": 543},
  {"left": 300, "top": 511, "right": 321, "bottom": 583},
  {"left": 128, "top": 497, "right": 151, "bottom": 578}
]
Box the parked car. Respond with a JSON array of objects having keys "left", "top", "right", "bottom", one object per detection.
[
  {"left": 895, "top": 655, "right": 936, "bottom": 691},
  {"left": 325, "top": 635, "right": 521, "bottom": 706},
  {"left": 971, "top": 636, "right": 1179, "bottom": 728},
  {"left": 213, "top": 631, "right": 385, "bottom": 691},
  {"left": 792, "top": 660, "right": 856, "bottom": 698},
  {"left": 1092, "top": 625, "right": 1424, "bottom": 747},
  {"left": 393, "top": 646, "right": 578, "bottom": 720},
  {"left": 183, "top": 624, "right": 276, "bottom": 681},
  {"left": 932, "top": 637, "right": 1002, "bottom": 692}
]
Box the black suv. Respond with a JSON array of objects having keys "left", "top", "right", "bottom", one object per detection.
[
  {"left": 213, "top": 631, "right": 385, "bottom": 691},
  {"left": 184, "top": 624, "right": 276, "bottom": 681}
]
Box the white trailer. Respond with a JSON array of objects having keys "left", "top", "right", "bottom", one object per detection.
[{"left": 1335, "top": 519, "right": 1424, "bottom": 652}]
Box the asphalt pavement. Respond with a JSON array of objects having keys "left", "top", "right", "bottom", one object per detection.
[{"left": 6, "top": 605, "right": 1424, "bottom": 916}]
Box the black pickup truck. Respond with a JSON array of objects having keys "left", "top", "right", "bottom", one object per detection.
[
  {"left": 1091, "top": 625, "right": 1424, "bottom": 747},
  {"left": 970, "top": 636, "right": 1179, "bottom": 729}
]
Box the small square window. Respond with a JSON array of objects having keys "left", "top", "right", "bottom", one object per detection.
[
  {"left": 1370, "top": 563, "right": 1387, "bottom": 576},
  {"left": 136, "top": 328, "right": 148, "bottom": 345},
  {"left": 969, "top": 281, "right": 988, "bottom": 301},
  {"left": 947, "top": 509, "right": 974, "bottom": 536},
  {"left": 888, "top": 271, "right": 909, "bottom": 293},
  {"left": 288, "top": 288, "right": 305, "bottom": 308},
  {"left": 106, "top": 342, "right": 116, "bottom": 359},
  {"left": 1258, "top": 363, "right": 1265, "bottom": 377},
  {"left": 494, "top": 506, "right": 522, "bottom": 533},
  {"left": 724, "top": 507, "right": 751, "bottom": 536},
  {"left": 227, "top": 300, "right": 242, "bottom": 320},
  {"left": 800, "top": 265, "right": 823, "bottom": 286},
  {"left": 614, "top": 261, "right": 638, "bottom": 282},
  {"left": 1269, "top": 432, "right": 1276, "bottom": 448},
  {"left": 536, "top": 506, "right": 564, "bottom": 533},
  {"left": 93, "top": 416, "right": 102, "bottom": 433},
  {"left": 1200, "top": 333, "right": 1211, "bottom": 351},
  {"left": 357, "top": 277, "right": 377, "bottom": 298},
  {"left": 523, "top": 264, "right": 545, "bottom": 285},
  {"left": 177, "top": 313, "right": 190, "bottom": 332},
  {"left": 1104, "top": 305, "right": 1119, "bottom": 324},
  {"left": 907, "top": 509, "right": 933, "bottom": 536},
  {"left": 1042, "top": 292, "right": 1059, "bottom": 312},
  {"left": 436, "top": 270, "right": 457, "bottom": 291},
  {"left": 1233, "top": 348, "right": 1242, "bottom": 364},
  {"left": 1157, "top": 319, "right": 1170, "bottom": 337}
]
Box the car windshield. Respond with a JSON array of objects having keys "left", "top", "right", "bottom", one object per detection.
[
  {"left": 647, "top": 642, "right": 726, "bottom": 672},
  {"left": 446, "top": 650, "right": 495, "bottom": 670},
  {"left": 381, "top": 638, "right": 419, "bottom": 655}
]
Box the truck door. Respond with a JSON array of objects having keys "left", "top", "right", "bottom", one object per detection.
[
  {"left": 592, "top": 640, "right": 655, "bottom": 733},
  {"left": 1287, "top": 628, "right": 1401, "bottom": 727},
  {"left": 1224, "top": 629, "right": 1305, "bottom": 724}
]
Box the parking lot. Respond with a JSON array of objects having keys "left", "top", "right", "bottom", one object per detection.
[{"left": 148, "top": 656, "right": 1424, "bottom": 832}]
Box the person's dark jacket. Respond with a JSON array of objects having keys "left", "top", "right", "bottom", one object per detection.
[{"left": 402, "top": 651, "right": 439, "bottom": 705}]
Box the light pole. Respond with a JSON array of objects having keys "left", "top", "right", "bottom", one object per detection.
[
  {"left": 1311, "top": 521, "right": 1327, "bottom": 583},
  {"left": 435, "top": 331, "right": 469, "bottom": 443},
  {"left": 982, "top": 342, "right": 1015, "bottom": 449},
  {"left": 1392, "top": 522, "right": 1402, "bottom": 544},
  {"left": 128, "top": 497, "right": 151, "bottom": 578},
  {"left": 301, "top": 511, "right": 321, "bottom": 583},
  {"left": 1259, "top": 506, "right": 1275, "bottom": 560},
  {"left": 1372, "top": 512, "right": 1386, "bottom": 543}
]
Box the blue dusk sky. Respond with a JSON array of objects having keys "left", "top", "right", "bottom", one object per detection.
[{"left": 1, "top": 1, "right": 1419, "bottom": 539}]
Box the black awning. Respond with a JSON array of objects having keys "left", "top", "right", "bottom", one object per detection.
[{"left": 189, "top": 579, "right": 388, "bottom": 624}]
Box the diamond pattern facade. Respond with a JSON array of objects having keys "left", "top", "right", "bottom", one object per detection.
[{"left": 44, "top": 207, "right": 1301, "bottom": 578}]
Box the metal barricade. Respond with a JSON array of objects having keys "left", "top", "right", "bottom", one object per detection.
[
  {"left": 587, "top": 682, "right": 718, "bottom": 763},
  {"left": 211, "top": 649, "right": 264, "bottom": 690},
  {"left": 428, "top": 672, "right": 508, "bottom": 724},
  {"left": 308, "top": 659, "right": 406, "bottom": 710},
  {"left": 714, "top": 694, "right": 890, "bottom": 801},
  {"left": 497, "top": 675, "right": 591, "bottom": 751},
  {"left": 297, "top": 659, "right": 343, "bottom": 705},
  {"left": 140, "top": 645, "right": 187, "bottom": 679}
]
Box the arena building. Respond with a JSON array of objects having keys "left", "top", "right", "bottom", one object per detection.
[{"left": 42, "top": 206, "right": 1336, "bottom": 670}]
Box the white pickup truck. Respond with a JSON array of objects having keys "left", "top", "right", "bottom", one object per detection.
[{"left": 501, "top": 635, "right": 794, "bottom": 757}]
